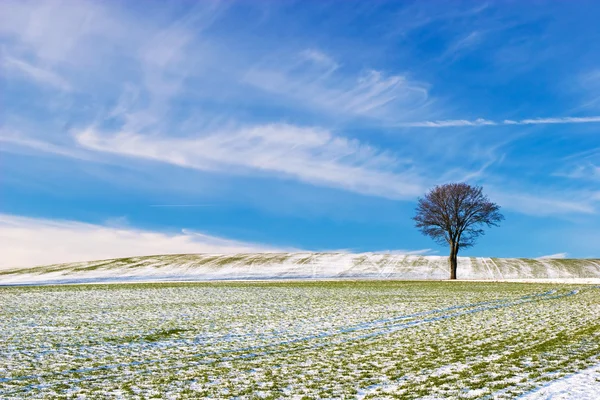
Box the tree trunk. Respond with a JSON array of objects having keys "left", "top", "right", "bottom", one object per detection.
[{"left": 449, "top": 242, "right": 458, "bottom": 280}]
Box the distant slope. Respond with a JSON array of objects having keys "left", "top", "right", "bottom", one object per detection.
[{"left": 2, "top": 253, "right": 600, "bottom": 285}]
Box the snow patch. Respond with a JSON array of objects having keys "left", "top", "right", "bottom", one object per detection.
[{"left": 519, "top": 362, "right": 600, "bottom": 399}]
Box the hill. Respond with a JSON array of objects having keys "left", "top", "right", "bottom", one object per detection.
[{"left": 2, "top": 253, "right": 600, "bottom": 285}]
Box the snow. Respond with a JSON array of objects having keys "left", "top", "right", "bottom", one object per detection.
[
  {"left": 519, "top": 363, "right": 600, "bottom": 399},
  {"left": 1, "top": 281, "right": 599, "bottom": 398},
  {"left": 1, "top": 253, "right": 600, "bottom": 285}
]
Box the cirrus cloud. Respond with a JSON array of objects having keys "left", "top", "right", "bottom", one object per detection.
[
  {"left": 399, "top": 115, "right": 600, "bottom": 128},
  {"left": 75, "top": 124, "right": 425, "bottom": 200}
]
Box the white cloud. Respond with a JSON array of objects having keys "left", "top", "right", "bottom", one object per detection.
[
  {"left": 1, "top": 2, "right": 431, "bottom": 203},
  {"left": 75, "top": 124, "right": 425, "bottom": 199},
  {"left": 537, "top": 252, "right": 568, "bottom": 260},
  {"left": 0, "top": 214, "right": 281, "bottom": 269},
  {"left": 0, "top": 0, "right": 217, "bottom": 117},
  {"left": 440, "top": 31, "right": 484, "bottom": 61},
  {"left": 519, "top": 116, "right": 600, "bottom": 124},
  {"left": 577, "top": 69, "right": 600, "bottom": 110},
  {"left": 149, "top": 204, "right": 214, "bottom": 208},
  {"left": 6, "top": 123, "right": 596, "bottom": 217},
  {"left": 400, "top": 116, "right": 600, "bottom": 128},
  {"left": 2, "top": 0, "right": 598, "bottom": 226},
  {"left": 452, "top": 31, "right": 483, "bottom": 50},
  {"left": 0, "top": 0, "right": 130, "bottom": 66},
  {"left": 244, "top": 50, "right": 429, "bottom": 119},
  {"left": 125, "top": 5, "right": 222, "bottom": 133},
  {"left": 0, "top": 129, "right": 90, "bottom": 160},
  {"left": 402, "top": 118, "right": 496, "bottom": 127},
  {"left": 490, "top": 191, "right": 596, "bottom": 216},
  {"left": 299, "top": 49, "right": 339, "bottom": 72},
  {"left": 2, "top": 55, "right": 71, "bottom": 90},
  {"left": 7, "top": 121, "right": 596, "bottom": 217},
  {"left": 555, "top": 163, "right": 600, "bottom": 181}
]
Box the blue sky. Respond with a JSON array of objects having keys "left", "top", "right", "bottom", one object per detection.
[{"left": 1, "top": 0, "right": 600, "bottom": 267}]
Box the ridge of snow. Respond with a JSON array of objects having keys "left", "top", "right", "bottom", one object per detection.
[{"left": 1, "top": 253, "right": 600, "bottom": 285}]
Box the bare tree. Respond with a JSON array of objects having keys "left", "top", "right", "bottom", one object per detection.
[{"left": 413, "top": 183, "right": 504, "bottom": 280}]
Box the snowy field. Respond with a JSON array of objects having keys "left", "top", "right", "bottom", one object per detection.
[
  {"left": 2, "top": 253, "right": 600, "bottom": 285},
  {"left": 1, "top": 281, "right": 600, "bottom": 398}
]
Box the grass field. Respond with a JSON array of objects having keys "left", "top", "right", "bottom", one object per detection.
[{"left": 1, "top": 281, "right": 600, "bottom": 398}]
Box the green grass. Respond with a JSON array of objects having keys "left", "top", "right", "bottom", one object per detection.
[{"left": 1, "top": 281, "right": 599, "bottom": 398}]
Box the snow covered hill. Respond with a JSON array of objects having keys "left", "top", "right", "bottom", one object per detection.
[{"left": 2, "top": 253, "right": 600, "bottom": 285}]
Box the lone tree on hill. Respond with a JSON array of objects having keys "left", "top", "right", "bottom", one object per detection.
[{"left": 413, "top": 183, "right": 504, "bottom": 280}]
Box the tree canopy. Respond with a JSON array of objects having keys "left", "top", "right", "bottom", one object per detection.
[{"left": 414, "top": 183, "right": 504, "bottom": 279}]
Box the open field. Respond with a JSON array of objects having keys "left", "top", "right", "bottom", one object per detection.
[
  {"left": 2, "top": 253, "right": 600, "bottom": 285},
  {"left": 1, "top": 281, "right": 600, "bottom": 398}
]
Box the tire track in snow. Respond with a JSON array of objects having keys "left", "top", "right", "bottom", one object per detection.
[{"left": 0, "top": 290, "right": 558, "bottom": 362}]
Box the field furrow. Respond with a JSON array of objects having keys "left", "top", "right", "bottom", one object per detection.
[{"left": 1, "top": 282, "right": 599, "bottom": 398}]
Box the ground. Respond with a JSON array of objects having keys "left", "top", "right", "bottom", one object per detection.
[{"left": 1, "top": 281, "right": 599, "bottom": 398}]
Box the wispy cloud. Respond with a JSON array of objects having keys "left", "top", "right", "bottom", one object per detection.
[
  {"left": 0, "top": 214, "right": 283, "bottom": 269},
  {"left": 537, "top": 252, "right": 568, "bottom": 260},
  {"left": 299, "top": 49, "right": 339, "bottom": 73},
  {"left": 490, "top": 190, "right": 597, "bottom": 216},
  {"left": 76, "top": 124, "right": 424, "bottom": 200},
  {"left": 2, "top": 0, "right": 600, "bottom": 254},
  {"left": 439, "top": 31, "right": 484, "bottom": 61},
  {"left": 400, "top": 116, "right": 600, "bottom": 128},
  {"left": 0, "top": 130, "right": 91, "bottom": 160},
  {"left": 516, "top": 116, "right": 600, "bottom": 125},
  {"left": 2, "top": 55, "right": 71, "bottom": 90},
  {"left": 7, "top": 124, "right": 595, "bottom": 218},
  {"left": 578, "top": 69, "right": 600, "bottom": 110},
  {"left": 555, "top": 163, "right": 600, "bottom": 181},
  {"left": 0, "top": 0, "right": 134, "bottom": 67},
  {"left": 149, "top": 204, "right": 214, "bottom": 208},
  {"left": 401, "top": 118, "right": 496, "bottom": 127},
  {"left": 0, "top": 0, "right": 221, "bottom": 130},
  {"left": 390, "top": 2, "right": 489, "bottom": 38},
  {"left": 244, "top": 49, "right": 429, "bottom": 120}
]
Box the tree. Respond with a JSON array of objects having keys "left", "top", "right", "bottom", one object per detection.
[{"left": 413, "top": 183, "right": 504, "bottom": 280}]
